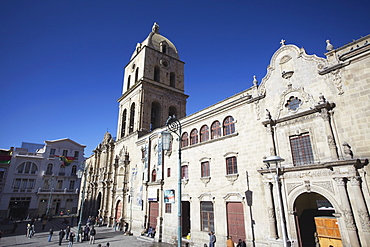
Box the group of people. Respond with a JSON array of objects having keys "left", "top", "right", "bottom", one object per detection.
[
  {"left": 82, "top": 224, "right": 97, "bottom": 244},
  {"left": 207, "top": 231, "right": 247, "bottom": 247}
]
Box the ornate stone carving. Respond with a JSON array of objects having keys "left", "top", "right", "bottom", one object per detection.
[
  {"left": 331, "top": 69, "right": 344, "bottom": 95},
  {"left": 200, "top": 177, "right": 211, "bottom": 187},
  {"left": 267, "top": 206, "right": 276, "bottom": 221},
  {"left": 312, "top": 181, "right": 334, "bottom": 194},
  {"left": 304, "top": 180, "right": 311, "bottom": 193},
  {"left": 287, "top": 182, "right": 302, "bottom": 195},
  {"left": 358, "top": 209, "right": 370, "bottom": 232},
  {"left": 343, "top": 209, "right": 357, "bottom": 231},
  {"left": 349, "top": 176, "right": 361, "bottom": 186},
  {"left": 225, "top": 174, "right": 239, "bottom": 185},
  {"left": 334, "top": 177, "right": 346, "bottom": 186}
]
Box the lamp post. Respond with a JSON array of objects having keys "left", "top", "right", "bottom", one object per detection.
[
  {"left": 263, "top": 156, "right": 289, "bottom": 247},
  {"left": 45, "top": 174, "right": 55, "bottom": 217},
  {"left": 162, "top": 115, "right": 182, "bottom": 247},
  {"left": 76, "top": 161, "right": 88, "bottom": 242}
]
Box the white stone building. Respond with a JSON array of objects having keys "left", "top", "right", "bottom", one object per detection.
[
  {"left": 0, "top": 138, "right": 85, "bottom": 219},
  {"left": 84, "top": 23, "right": 370, "bottom": 247}
]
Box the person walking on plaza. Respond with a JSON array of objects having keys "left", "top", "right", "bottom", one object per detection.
[
  {"left": 226, "top": 236, "right": 234, "bottom": 247},
  {"left": 65, "top": 225, "right": 71, "bottom": 240},
  {"left": 26, "top": 224, "right": 32, "bottom": 238},
  {"left": 59, "top": 229, "right": 65, "bottom": 245},
  {"left": 208, "top": 231, "right": 216, "bottom": 247},
  {"left": 89, "top": 226, "right": 96, "bottom": 244},
  {"left": 83, "top": 225, "right": 90, "bottom": 241},
  {"left": 68, "top": 232, "right": 75, "bottom": 247},
  {"left": 48, "top": 227, "right": 54, "bottom": 242}
]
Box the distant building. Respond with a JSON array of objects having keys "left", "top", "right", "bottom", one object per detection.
[
  {"left": 0, "top": 138, "right": 85, "bottom": 219},
  {"left": 83, "top": 23, "right": 370, "bottom": 247}
]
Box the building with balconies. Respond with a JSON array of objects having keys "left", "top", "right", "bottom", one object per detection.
[{"left": 0, "top": 138, "right": 85, "bottom": 220}]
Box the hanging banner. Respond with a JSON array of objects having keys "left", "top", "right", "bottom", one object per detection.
[
  {"left": 144, "top": 138, "right": 149, "bottom": 182},
  {"left": 148, "top": 187, "right": 158, "bottom": 201},
  {"left": 157, "top": 133, "right": 163, "bottom": 181}
]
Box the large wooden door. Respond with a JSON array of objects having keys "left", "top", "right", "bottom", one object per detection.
[
  {"left": 149, "top": 201, "right": 159, "bottom": 229},
  {"left": 227, "top": 202, "right": 246, "bottom": 243}
]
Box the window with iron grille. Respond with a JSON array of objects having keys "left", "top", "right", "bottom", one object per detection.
[
  {"left": 226, "top": 156, "right": 238, "bottom": 175},
  {"left": 211, "top": 121, "right": 221, "bottom": 139},
  {"left": 223, "top": 116, "right": 235, "bottom": 135},
  {"left": 201, "top": 201, "right": 214, "bottom": 232},
  {"left": 290, "top": 134, "right": 314, "bottom": 165},
  {"left": 181, "top": 165, "right": 188, "bottom": 179},
  {"left": 200, "top": 125, "right": 209, "bottom": 142},
  {"left": 165, "top": 203, "right": 172, "bottom": 213},
  {"left": 181, "top": 132, "right": 189, "bottom": 148},
  {"left": 201, "top": 161, "right": 210, "bottom": 177}
]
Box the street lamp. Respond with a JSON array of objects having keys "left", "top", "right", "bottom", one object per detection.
[
  {"left": 263, "top": 156, "right": 289, "bottom": 247},
  {"left": 76, "top": 161, "right": 88, "bottom": 242},
  {"left": 162, "top": 115, "right": 182, "bottom": 247},
  {"left": 45, "top": 174, "right": 55, "bottom": 217}
]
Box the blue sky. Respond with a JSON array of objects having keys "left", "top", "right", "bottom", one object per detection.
[{"left": 1, "top": 0, "right": 369, "bottom": 157}]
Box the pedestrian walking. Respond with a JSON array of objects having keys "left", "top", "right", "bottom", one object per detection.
[
  {"left": 59, "top": 229, "right": 66, "bottom": 245},
  {"left": 26, "top": 224, "right": 32, "bottom": 238},
  {"left": 48, "top": 227, "right": 54, "bottom": 242},
  {"left": 83, "top": 225, "right": 90, "bottom": 241},
  {"left": 208, "top": 231, "right": 216, "bottom": 247},
  {"left": 68, "top": 232, "right": 75, "bottom": 247},
  {"left": 89, "top": 226, "right": 96, "bottom": 244},
  {"left": 236, "top": 239, "right": 246, "bottom": 247},
  {"left": 226, "top": 236, "right": 234, "bottom": 247},
  {"left": 65, "top": 226, "right": 70, "bottom": 240}
]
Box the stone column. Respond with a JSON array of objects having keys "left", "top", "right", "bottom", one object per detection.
[
  {"left": 264, "top": 182, "right": 278, "bottom": 239},
  {"left": 320, "top": 108, "right": 339, "bottom": 160},
  {"left": 349, "top": 176, "right": 370, "bottom": 246},
  {"left": 334, "top": 177, "right": 360, "bottom": 246}
]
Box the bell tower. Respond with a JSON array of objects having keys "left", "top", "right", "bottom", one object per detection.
[{"left": 117, "top": 23, "right": 188, "bottom": 140}]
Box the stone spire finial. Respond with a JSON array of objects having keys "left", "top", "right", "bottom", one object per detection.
[
  {"left": 152, "top": 22, "right": 159, "bottom": 33},
  {"left": 326, "top": 39, "right": 334, "bottom": 51},
  {"left": 253, "top": 75, "right": 258, "bottom": 86},
  {"left": 280, "top": 39, "right": 286, "bottom": 46}
]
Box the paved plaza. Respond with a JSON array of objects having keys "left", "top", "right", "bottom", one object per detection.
[{"left": 0, "top": 217, "right": 175, "bottom": 247}]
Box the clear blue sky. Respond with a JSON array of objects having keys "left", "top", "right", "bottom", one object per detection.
[{"left": 1, "top": 0, "right": 369, "bottom": 157}]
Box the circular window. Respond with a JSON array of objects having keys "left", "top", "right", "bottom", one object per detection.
[{"left": 160, "top": 59, "right": 169, "bottom": 68}]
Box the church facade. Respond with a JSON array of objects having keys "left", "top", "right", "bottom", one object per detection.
[{"left": 83, "top": 23, "right": 370, "bottom": 247}]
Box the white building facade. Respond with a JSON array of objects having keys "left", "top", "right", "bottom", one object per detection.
[
  {"left": 84, "top": 24, "right": 370, "bottom": 247},
  {"left": 0, "top": 138, "right": 85, "bottom": 219}
]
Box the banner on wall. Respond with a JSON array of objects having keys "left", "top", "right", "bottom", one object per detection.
[
  {"left": 164, "top": 189, "right": 175, "bottom": 203},
  {"left": 148, "top": 187, "right": 158, "bottom": 201}
]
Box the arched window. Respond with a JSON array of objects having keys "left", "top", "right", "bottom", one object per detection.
[
  {"left": 181, "top": 165, "right": 188, "bottom": 179},
  {"left": 211, "top": 121, "right": 221, "bottom": 139},
  {"left": 200, "top": 125, "right": 209, "bottom": 142},
  {"left": 150, "top": 102, "right": 161, "bottom": 131},
  {"left": 129, "top": 103, "right": 135, "bottom": 133},
  {"left": 152, "top": 169, "right": 157, "bottom": 182},
  {"left": 170, "top": 72, "right": 176, "bottom": 87},
  {"left": 17, "top": 162, "right": 38, "bottom": 174},
  {"left": 168, "top": 106, "right": 177, "bottom": 117},
  {"left": 59, "top": 165, "right": 66, "bottom": 176},
  {"left": 154, "top": 66, "right": 160, "bottom": 82},
  {"left": 71, "top": 165, "right": 77, "bottom": 176},
  {"left": 223, "top": 116, "right": 235, "bottom": 136},
  {"left": 127, "top": 75, "right": 131, "bottom": 90},
  {"left": 135, "top": 68, "right": 139, "bottom": 82},
  {"left": 46, "top": 163, "right": 53, "bottom": 175},
  {"left": 181, "top": 132, "right": 189, "bottom": 148},
  {"left": 121, "top": 109, "right": 127, "bottom": 138},
  {"left": 190, "top": 129, "right": 198, "bottom": 145}
]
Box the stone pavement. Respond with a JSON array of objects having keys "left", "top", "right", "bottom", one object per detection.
[{"left": 0, "top": 217, "right": 175, "bottom": 247}]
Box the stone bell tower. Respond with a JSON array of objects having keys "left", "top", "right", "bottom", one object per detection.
[{"left": 116, "top": 23, "right": 188, "bottom": 140}]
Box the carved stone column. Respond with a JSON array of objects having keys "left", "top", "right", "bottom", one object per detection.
[
  {"left": 334, "top": 177, "right": 360, "bottom": 246},
  {"left": 264, "top": 182, "right": 278, "bottom": 239},
  {"left": 349, "top": 176, "right": 370, "bottom": 245},
  {"left": 320, "top": 108, "right": 339, "bottom": 160}
]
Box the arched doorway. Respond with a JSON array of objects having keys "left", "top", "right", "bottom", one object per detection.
[
  {"left": 115, "top": 200, "right": 122, "bottom": 220},
  {"left": 96, "top": 192, "right": 102, "bottom": 217},
  {"left": 294, "top": 192, "right": 341, "bottom": 247}
]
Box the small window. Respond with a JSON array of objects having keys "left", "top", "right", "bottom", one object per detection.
[
  {"left": 152, "top": 169, "right": 157, "bottom": 182},
  {"left": 74, "top": 151, "right": 79, "bottom": 158},
  {"left": 201, "top": 161, "right": 210, "bottom": 177},
  {"left": 211, "top": 121, "right": 221, "bottom": 139},
  {"left": 181, "top": 165, "right": 188, "bottom": 179},
  {"left": 168, "top": 106, "right": 177, "bottom": 117},
  {"left": 121, "top": 109, "right": 127, "bottom": 138},
  {"left": 167, "top": 168, "right": 171, "bottom": 177},
  {"left": 69, "top": 180, "right": 75, "bottom": 190},
  {"left": 285, "top": 96, "right": 302, "bottom": 111},
  {"left": 223, "top": 116, "right": 235, "bottom": 136},
  {"left": 290, "top": 134, "right": 314, "bottom": 165},
  {"left": 71, "top": 165, "right": 77, "bottom": 176},
  {"left": 190, "top": 129, "right": 198, "bottom": 145},
  {"left": 170, "top": 72, "right": 176, "bottom": 87},
  {"left": 50, "top": 148, "right": 56, "bottom": 155},
  {"left": 57, "top": 180, "right": 63, "bottom": 190},
  {"left": 200, "top": 125, "right": 209, "bottom": 142},
  {"left": 165, "top": 203, "right": 171, "bottom": 213},
  {"left": 129, "top": 103, "right": 135, "bottom": 133},
  {"left": 46, "top": 164, "right": 53, "bottom": 175},
  {"left": 201, "top": 201, "right": 214, "bottom": 232},
  {"left": 127, "top": 75, "right": 131, "bottom": 90},
  {"left": 154, "top": 66, "right": 160, "bottom": 82},
  {"left": 226, "top": 156, "right": 238, "bottom": 175},
  {"left": 135, "top": 68, "right": 139, "bottom": 82},
  {"left": 181, "top": 132, "right": 189, "bottom": 148},
  {"left": 62, "top": 150, "right": 68, "bottom": 156}
]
